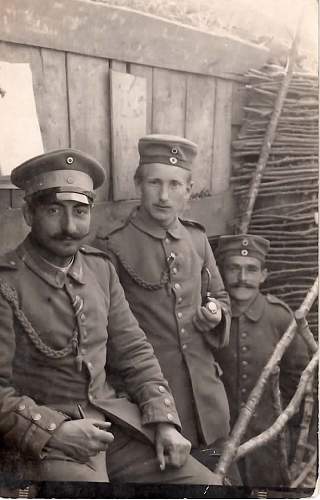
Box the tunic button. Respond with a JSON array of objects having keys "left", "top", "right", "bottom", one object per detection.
[
  {"left": 241, "top": 346, "right": 248, "bottom": 352},
  {"left": 241, "top": 332, "right": 247, "bottom": 338},
  {"left": 172, "top": 267, "right": 177, "bottom": 275},
  {"left": 80, "top": 313, "right": 86, "bottom": 322},
  {"left": 177, "top": 312, "right": 183, "bottom": 319},
  {"left": 9, "top": 261, "right": 16, "bottom": 266},
  {"left": 242, "top": 360, "right": 248, "bottom": 366},
  {"left": 241, "top": 388, "right": 247, "bottom": 393},
  {"left": 87, "top": 362, "right": 93, "bottom": 370},
  {"left": 164, "top": 398, "right": 171, "bottom": 407},
  {"left": 47, "top": 423, "right": 57, "bottom": 432},
  {"left": 18, "top": 403, "right": 26, "bottom": 411},
  {"left": 177, "top": 297, "right": 183, "bottom": 304},
  {"left": 174, "top": 283, "right": 181, "bottom": 290},
  {"left": 242, "top": 374, "right": 248, "bottom": 380},
  {"left": 167, "top": 413, "right": 173, "bottom": 421},
  {"left": 32, "top": 413, "right": 42, "bottom": 421},
  {"left": 165, "top": 238, "right": 170, "bottom": 244},
  {"left": 180, "top": 328, "right": 185, "bottom": 334},
  {"left": 158, "top": 386, "right": 165, "bottom": 393},
  {"left": 182, "top": 344, "right": 187, "bottom": 350}
]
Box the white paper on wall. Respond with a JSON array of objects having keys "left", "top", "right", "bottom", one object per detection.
[{"left": 0, "top": 61, "right": 43, "bottom": 176}]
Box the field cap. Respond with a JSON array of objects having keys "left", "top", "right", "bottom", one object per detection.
[
  {"left": 138, "top": 134, "right": 198, "bottom": 171},
  {"left": 11, "top": 149, "right": 105, "bottom": 205},
  {"left": 216, "top": 234, "right": 270, "bottom": 263}
]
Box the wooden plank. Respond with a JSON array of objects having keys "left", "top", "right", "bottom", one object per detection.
[
  {"left": 0, "top": 208, "right": 29, "bottom": 255},
  {"left": 0, "top": 191, "right": 11, "bottom": 210},
  {"left": 0, "top": 0, "right": 269, "bottom": 80},
  {"left": 130, "top": 64, "right": 153, "bottom": 133},
  {"left": 185, "top": 74, "right": 215, "bottom": 195},
  {"left": 37, "top": 48, "right": 69, "bottom": 150},
  {"left": 232, "top": 81, "right": 248, "bottom": 126},
  {"left": 110, "top": 70, "right": 147, "bottom": 201},
  {"left": 67, "top": 53, "right": 110, "bottom": 202},
  {"left": 211, "top": 79, "right": 233, "bottom": 194},
  {"left": 0, "top": 42, "right": 69, "bottom": 150},
  {"left": 111, "top": 60, "right": 127, "bottom": 72},
  {"left": 152, "top": 69, "right": 186, "bottom": 135}
]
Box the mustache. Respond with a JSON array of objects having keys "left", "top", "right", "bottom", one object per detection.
[
  {"left": 230, "top": 282, "right": 256, "bottom": 289},
  {"left": 53, "top": 232, "right": 88, "bottom": 241}
]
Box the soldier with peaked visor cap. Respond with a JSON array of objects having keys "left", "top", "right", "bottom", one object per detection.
[{"left": 0, "top": 148, "right": 222, "bottom": 485}]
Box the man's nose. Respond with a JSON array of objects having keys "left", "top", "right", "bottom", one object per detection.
[
  {"left": 159, "top": 184, "right": 169, "bottom": 201},
  {"left": 62, "top": 213, "right": 77, "bottom": 234},
  {"left": 239, "top": 267, "right": 247, "bottom": 281}
]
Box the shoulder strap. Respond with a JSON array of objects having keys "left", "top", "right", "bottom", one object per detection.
[{"left": 179, "top": 218, "right": 206, "bottom": 232}]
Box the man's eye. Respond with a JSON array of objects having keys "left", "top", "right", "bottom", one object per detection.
[
  {"left": 75, "top": 207, "right": 89, "bottom": 216},
  {"left": 170, "top": 181, "right": 180, "bottom": 188},
  {"left": 46, "top": 207, "right": 59, "bottom": 215},
  {"left": 227, "top": 265, "right": 237, "bottom": 271}
]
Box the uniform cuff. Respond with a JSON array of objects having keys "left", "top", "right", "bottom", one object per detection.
[
  {"left": 140, "top": 398, "right": 181, "bottom": 430},
  {"left": 14, "top": 403, "right": 68, "bottom": 459}
]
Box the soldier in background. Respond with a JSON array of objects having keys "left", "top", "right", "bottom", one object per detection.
[
  {"left": 96, "top": 134, "right": 240, "bottom": 480},
  {"left": 214, "top": 234, "right": 309, "bottom": 487},
  {"left": 0, "top": 148, "right": 223, "bottom": 484}
]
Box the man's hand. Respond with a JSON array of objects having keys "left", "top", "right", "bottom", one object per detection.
[
  {"left": 193, "top": 299, "right": 222, "bottom": 333},
  {"left": 46, "top": 418, "right": 114, "bottom": 462},
  {"left": 155, "top": 423, "right": 191, "bottom": 471}
]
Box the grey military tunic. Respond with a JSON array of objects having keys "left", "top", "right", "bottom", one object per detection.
[{"left": 98, "top": 208, "right": 231, "bottom": 447}]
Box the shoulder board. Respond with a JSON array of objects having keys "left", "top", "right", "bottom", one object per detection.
[
  {"left": 266, "top": 294, "right": 292, "bottom": 314},
  {"left": 179, "top": 218, "right": 205, "bottom": 232},
  {"left": 79, "top": 245, "right": 110, "bottom": 259},
  {"left": 96, "top": 209, "right": 137, "bottom": 239},
  {"left": 106, "top": 218, "right": 131, "bottom": 237},
  {"left": 0, "top": 250, "right": 19, "bottom": 270}
]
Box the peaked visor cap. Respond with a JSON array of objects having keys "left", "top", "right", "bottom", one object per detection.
[
  {"left": 216, "top": 234, "right": 270, "bottom": 263},
  {"left": 11, "top": 149, "right": 106, "bottom": 204},
  {"left": 138, "top": 134, "right": 198, "bottom": 171}
]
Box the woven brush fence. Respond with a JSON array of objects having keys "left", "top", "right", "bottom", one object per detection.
[{"left": 231, "top": 64, "right": 318, "bottom": 336}]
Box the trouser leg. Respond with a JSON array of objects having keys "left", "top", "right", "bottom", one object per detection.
[
  {"left": 22, "top": 451, "right": 109, "bottom": 482},
  {"left": 107, "top": 425, "right": 222, "bottom": 484}
]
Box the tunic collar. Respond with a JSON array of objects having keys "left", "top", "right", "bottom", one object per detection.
[
  {"left": 17, "top": 236, "right": 86, "bottom": 288},
  {"left": 232, "top": 292, "right": 266, "bottom": 322},
  {"left": 130, "top": 207, "right": 183, "bottom": 240}
]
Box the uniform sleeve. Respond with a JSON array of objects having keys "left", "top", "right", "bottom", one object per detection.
[
  {"left": 278, "top": 304, "right": 310, "bottom": 444},
  {"left": 106, "top": 262, "right": 181, "bottom": 429},
  {"left": 0, "top": 288, "right": 67, "bottom": 459},
  {"left": 201, "top": 236, "right": 231, "bottom": 350}
]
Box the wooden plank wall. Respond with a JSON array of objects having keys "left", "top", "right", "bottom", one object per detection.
[{"left": 0, "top": 1, "right": 268, "bottom": 253}]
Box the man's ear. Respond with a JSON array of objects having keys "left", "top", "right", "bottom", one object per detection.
[
  {"left": 185, "top": 180, "right": 193, "bottom": 198},
  {"left": 22, "top": 203, "right": 33, "bottom": 228},
  {"left": 260, "top": 267, "right": 268, "bottom": 284},
  {"left": 134, "top": 177, "right": 142, "bottom": 197}
]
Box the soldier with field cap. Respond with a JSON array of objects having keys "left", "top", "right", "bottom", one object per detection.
[
  {"left": 214, "top": 234, "right": 309, "bottom": 487},
  {"left": 95, "top": 134, "right": 240, "bottom": 480},
  {"left": 0, "top": 148, "right": 224, "bottom": 484}
]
